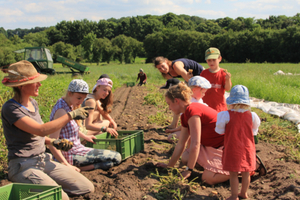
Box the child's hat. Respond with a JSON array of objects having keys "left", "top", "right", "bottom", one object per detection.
[
  {"left": 68, "top": 79, "right": 89, "bottom": 94},
  {"left": 205, "top": 47, "right": 220, "bottom": 60},
  {"left": 226, "top": 85, "right": 250, "bottom": 105},
  {"left": 188, "top": 76, "right": 211, "bottom": 89},
  {"left": 92, "top": 78, "right": 113, "bottom": 92}
]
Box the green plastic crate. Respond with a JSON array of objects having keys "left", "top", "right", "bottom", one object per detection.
[
  {"left": 0, "top": 183, "right": 62, "bottom": 200},
  {"left": 126, "top": 82, "right": 135, "bottom": 87},
  {"left": 86, "top": 130, "right": 144, "bottom": 160}
]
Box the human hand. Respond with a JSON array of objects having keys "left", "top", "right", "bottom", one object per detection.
[
  {"left": 156, "top": 162, "right": 168, "bottom": 168},
  {"left": 224, "top": 70, "right": 231, "bottom": 80},
  {"left": 84, "top": 135, "right": 96, "bottom": 144},
  {"left": 181, "top": 170, "right": 192, "bottom": 179},
  {"left": 66, "top": 163, "right": 80, "bottom": 172},
  {"left": 107, "top": 128, "right": 118, "bottom": 137},
  {"left": 68, "top": 106, "right": 93, "bottom": 120},
  {"left": 165, "top": 128, "right": 176, "bottom": 133},
  {"left": 51, "top": 139, "right": 73, "bottom": 151},
  {"left": 109, "top": 120, "right": 118, "bottom": 130}
]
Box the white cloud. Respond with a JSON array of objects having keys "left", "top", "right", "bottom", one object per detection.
[{"left": 0, "top": 0, "right": 299, "bottom": 29}]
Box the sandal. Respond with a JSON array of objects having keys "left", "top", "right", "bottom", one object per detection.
[{"left": 256, "top": 155, "right": 267, "bottom": 176}]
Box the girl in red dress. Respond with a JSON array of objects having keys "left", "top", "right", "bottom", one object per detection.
[{"left": 215, "top": 85, "right": 261, "bottom": 200}]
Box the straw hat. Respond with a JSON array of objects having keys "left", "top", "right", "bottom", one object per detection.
[{"left": 2, "top": 60, "right": 47, "bottom": 87}]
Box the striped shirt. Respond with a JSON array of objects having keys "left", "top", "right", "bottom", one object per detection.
[{"left": 50, "top": 98, "right": 91, "bottom": 165}]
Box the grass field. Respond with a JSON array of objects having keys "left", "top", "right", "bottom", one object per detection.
[{"left": 0, "top": 61, "right": 299, "bottom": 175}]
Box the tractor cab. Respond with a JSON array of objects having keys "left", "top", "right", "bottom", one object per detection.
[{"left": 14, "top": 47, "right": 55, "bottom": 74}]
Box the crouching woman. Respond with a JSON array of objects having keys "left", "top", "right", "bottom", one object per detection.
[{"left": 1, "top": 61, "right": 94, "bottom": 200}]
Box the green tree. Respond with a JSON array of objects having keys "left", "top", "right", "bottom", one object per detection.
[
  {"left": 111, "top": 34, "right": 130, "bottom": 63},
  {"left": 81, "top": 32, "right": 96, "bottom": 62},
  {"left": 23, "top": 31, "right": 49, "bottom": 46}
]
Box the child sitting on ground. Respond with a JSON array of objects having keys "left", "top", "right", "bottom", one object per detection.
[
  {"left": 215, "top": 85, "right": 260, "bottom": 200},
  {"left": 167, "top": 76, "right": 211, "bottom": 143}
]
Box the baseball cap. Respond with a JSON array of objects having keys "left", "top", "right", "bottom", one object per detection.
[
  {"left": 160, "top": 78, "right": 180, "bottom": 89},
  {"left": 226, "top": 85, "right": 250, "bottom": 106},
  {"left": 205, "top": 47, "right": 220, "bottom": 60},
  {"left": 68, "top": 79, "right": 89, "bottom": 94},
  {"left": 188, "top": 76, "right": 211, "bottom": 89}
]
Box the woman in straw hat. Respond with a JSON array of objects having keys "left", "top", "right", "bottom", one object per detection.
[{"left": 1, "top": 60, "right": 95, "bottom": 200}]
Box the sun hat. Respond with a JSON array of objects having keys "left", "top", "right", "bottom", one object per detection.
[
  {"left": 226, "top": 85, "right": 250, "bottom": 105},
  {"left": 97, "top": 74, "right": 110, "bottom": 81},
  {"left": 160, "top": 78, "right": 180, "bottom": 89},
  {"left": 205, "top": 47, "right": 221, "bottom": 60},
  {"left": 188, "top": 76, "right": 211, "bottom": 89},
  {"left": 2, "top": 60, "right": 47, "bottom": 87},
  {"left": 68, "top": 79, "right": 89, "bottom": 94},
  {"left": 92, "top": 78, "right": 113, "bottom": 92}
]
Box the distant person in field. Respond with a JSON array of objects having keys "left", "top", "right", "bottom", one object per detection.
[
  {"left": 1, "top": 60, "right": 94, "bottom": 199},
  {"left": 136, "top": 68, "right": 147, "bottom": 86},
  {"left": 156, "top": 82, "right": 230, "bottom": 185},
  {"left": 153, "top": 56, "right": 204, "bottom": 82},
  {"left": 215, "top": 85, "right": 262, "bottom": 200},
  {"left": 82, "top": 77, "right": 118, "bottom": 137},
  {"left": 49, "top": 79, "right": 121, "bottom": 171},
  {"left": 200, "top": 47, "right": 232, "bottom": 112},
  {"left": 166, "top": 76, "right": 211, "bottom": 143}
]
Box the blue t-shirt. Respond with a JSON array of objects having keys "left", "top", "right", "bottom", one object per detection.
[{"left": 170, "top": 58, "right": 204, "bottom": 77}]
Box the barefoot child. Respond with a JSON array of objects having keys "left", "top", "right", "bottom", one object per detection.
[{"left": 215, "top": 85, "right": 261, "bottom": 199}]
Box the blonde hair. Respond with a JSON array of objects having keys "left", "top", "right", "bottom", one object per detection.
[
  {"left": 229, "top": 104, "right": 251, "bottom": 111},
  {"left": 165, "top": 82, "right": 192, "bottom": 102}
]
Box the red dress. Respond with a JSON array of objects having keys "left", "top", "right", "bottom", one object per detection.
[
  {"left": 200, "top": 68, "right": 227, "bottom": 112},
  {"left": 222, "top": 110, "right": 256, "bottom": 172}
]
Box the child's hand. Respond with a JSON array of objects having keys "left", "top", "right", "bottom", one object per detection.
[
  {"left": 107, "top": 128, "right": 118, "bottom": 137},
  {"left": 85, "top": 135, "right": 96, "bottom": 144},
  {"left": 224, "top": 70, "right": 231, "bottom": 80}
]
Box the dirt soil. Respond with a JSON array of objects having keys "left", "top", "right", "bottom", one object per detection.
[{"left": 1, "top": 85, "right": 300, "bottom": 199}]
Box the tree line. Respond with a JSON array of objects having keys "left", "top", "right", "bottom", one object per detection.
[{"left": 0, "top": 12, "right": 300, "bottom": 66}]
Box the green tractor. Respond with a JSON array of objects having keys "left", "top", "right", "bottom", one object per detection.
[{"left": 14, "top": 47, "right": 90, "bottom": 75}]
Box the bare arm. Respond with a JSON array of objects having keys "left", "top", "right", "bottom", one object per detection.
[
  {"left": 224, "top": 71, "right": 232, "bottom": 91},
  {"left": 84, "top": 98, "right": 101, "bottom": 131},
  {"left": 167, "top": 126, "right": 190, "bottom": 167},
  {"left": 185, "top": 115, "right": 201, "bottom": 169},
  {"left": 172, "top": 61, "right": 191, "bottom": 82},
  {"left": 14, "top": 113, "right": 71, "bottom": 137}
]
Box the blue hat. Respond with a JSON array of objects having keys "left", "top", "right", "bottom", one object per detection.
[
  {"left": 226, "top": 85, "right": 250, "bottom": 105},
  {"left": 188, "top": 76, "right": 211, "bottom": 89}
]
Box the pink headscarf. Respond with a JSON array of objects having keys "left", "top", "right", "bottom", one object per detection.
[{"left": 92, "top": 78, "right": 113, "bottom": 92}]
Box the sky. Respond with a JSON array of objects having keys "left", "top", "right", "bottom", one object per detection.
[{"left": 0, "top": 0, "right": 299, "bottom": 30}]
